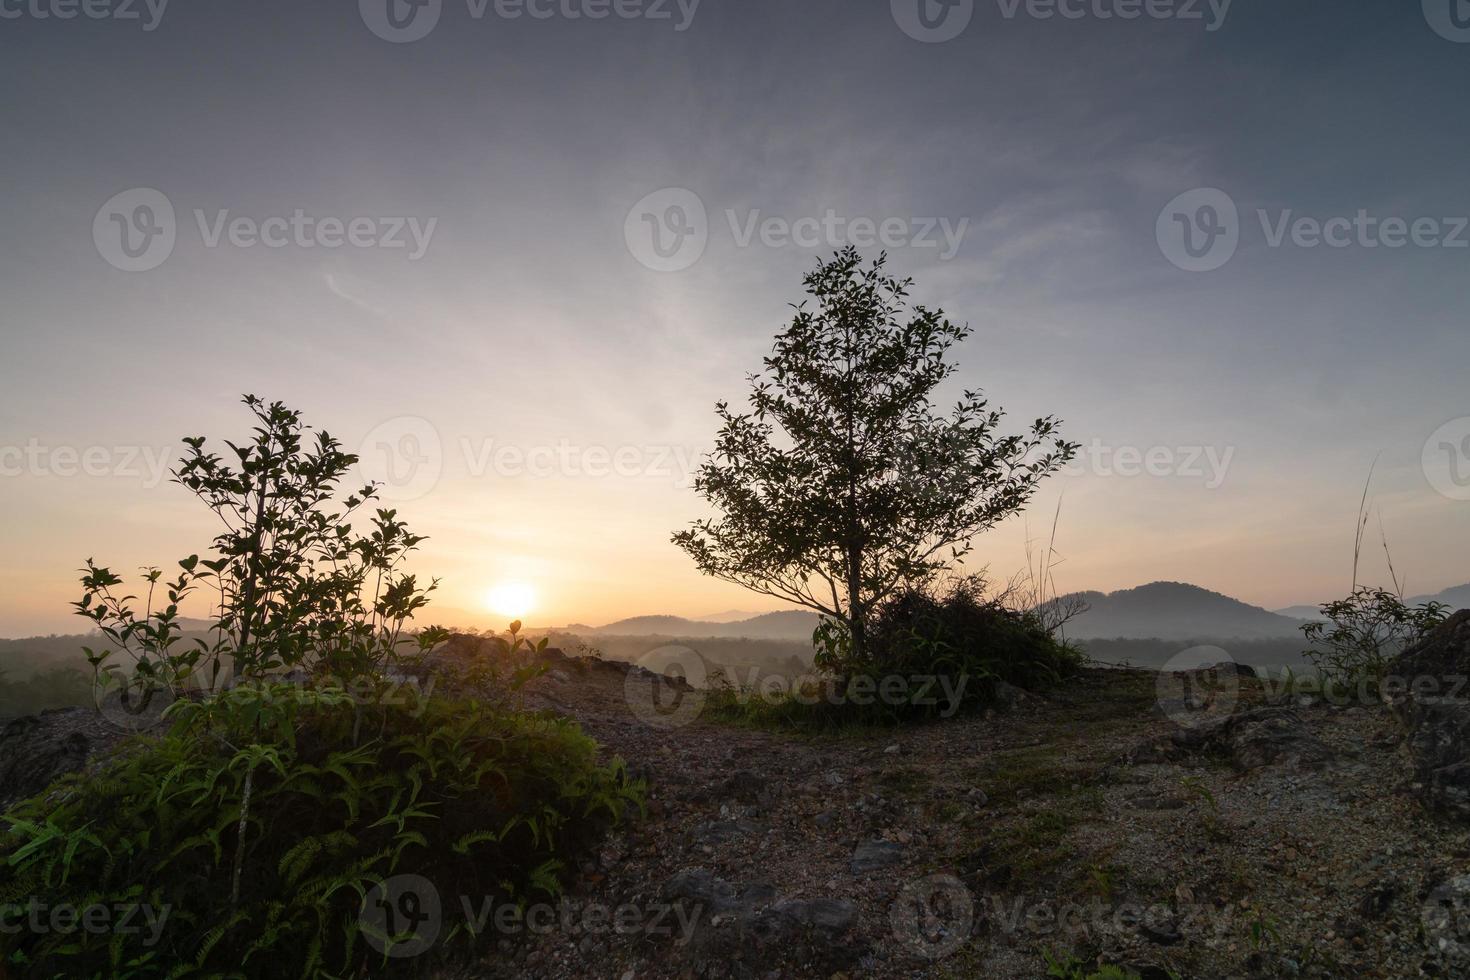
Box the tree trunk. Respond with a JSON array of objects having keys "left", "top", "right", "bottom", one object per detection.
[{"left": 234, "top": 467, "right": 270, "bottom": 679}]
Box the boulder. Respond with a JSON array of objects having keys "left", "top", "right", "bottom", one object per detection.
[
  {"left": 661, "top": 869, "right": 858, "bottom": 975},
  {"left": 1394, "top": 609, "right": 1470, "bottom": 686},
  {"left": 1125, "top": 706, "right": 1333, "bottom": 771},
  {"left": 1390, "top": 615, "right": 1470, "bottom": 817},
  {"left": 1395, "top": 695, "right": 1470, "bottom": 818},
  {"left": 0, "top": 708, "right": 123, "bottom": 811}
]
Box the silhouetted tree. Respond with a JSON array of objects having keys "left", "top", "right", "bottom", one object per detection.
[{"left": 673, "top": 248, "right": 1076, "bottom": 675}]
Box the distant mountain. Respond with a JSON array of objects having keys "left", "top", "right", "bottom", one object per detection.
[
  {"left": 586, "top": 610, "right": 821, "bottom": 640},
  {"left": 1052, "top": 582, "right": 1310, "bottom": 641},
  {"left": 697, "top": 610, "right": 765, "bottom": 624},
  {"left": 1273, "top": 605, "right": 1325, "bottom": 621},
  {"left": 1271, "top": 584, "right": 1470, "bottom": 622},
  {"left": 1409, "top": 583, "right": 1470, "bottom": 610}
]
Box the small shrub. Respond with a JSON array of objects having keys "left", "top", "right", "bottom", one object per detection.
[
  {"left": 710, "top": 577, "right": 1082, "bottom": 731},
  {"left": 1044, "top": 950, "right": 1146, "bottom": 980},
  {"left": 1302, "top": 586, "right": 1448, "bottom": 691},
  {"left": 0, "top": 683, "right": 642, "bottom": 977},
  {"left": 75, "top": 395, "right": 446, "bottom": 715},
  {"left": 861, "top": 575, "right": 1084, "bottom": 701}
]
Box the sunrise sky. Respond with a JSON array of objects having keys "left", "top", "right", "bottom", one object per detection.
[{"left": 2, "top": 1, "right": 1469, "bottom": 637}]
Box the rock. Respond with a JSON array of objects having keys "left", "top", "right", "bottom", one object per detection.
[
  {"left": 1127, "top": 792, "right": 1188, "bottom": 811},
  {"left": 689, "top": 819, "right": 765, "bottom": 846},
  {"left": 1422, "top": 873, "right": 1470, "bottom": 972},
  {"left": 1197, "top": 661, "right": 1259, "bottom": 679},
  {"left": 0, "top": 707, "right": 123, "bottom": 811},
  {"left": 723, "top": 770, "right": 772, "bottom": 803},
  {"left": 1140, "top": 914, "right": 1183, "bottom": 945},
  {"left": 1395, "top": 695, "right": 1470, "bottom": 818},
  {"left": 849, "top": 840, "right": 904, "bottom": 874},
  {"left": 1124, "top": 707, "right": 1333, "bottom": 771},
  {"left": 1394, "top": 609, "right": 1470, "bottom": 685},
  {"left": 1227, "top": 708, "right": 1335, "bottom": 769},
  {"left": 993, "top": 681, "right": 1030, "bottom": 708},
  {"left": 661, "top": 869, "right": 859, "bottom": 973},
  {"left": 1356, "top": 880, "right": 1396, "bottom": 920},
  {"left": 883, "top": 743, "right": 900, "bottom": 755}
]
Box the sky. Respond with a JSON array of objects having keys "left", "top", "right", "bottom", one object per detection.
[{"left": 2, "top": 0, "right": 1469, "bottom": 637}]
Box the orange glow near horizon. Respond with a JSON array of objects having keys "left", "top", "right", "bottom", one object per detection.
[{"left": 482, "top": 581, "right": 537, "bottom": 622}]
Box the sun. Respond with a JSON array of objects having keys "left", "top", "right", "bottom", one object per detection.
[{"left": 482, "top": 581, "right": 537, "bottom": 622}]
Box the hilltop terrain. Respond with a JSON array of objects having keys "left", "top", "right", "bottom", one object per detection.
[{"left": 409, "top": 638, "right": 1470, "bottom": 979}]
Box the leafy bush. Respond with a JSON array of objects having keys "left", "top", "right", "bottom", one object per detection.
[
  {"left": 1302, "top": 586, "right": 1448, "bottom": 690},
  {"left": 75, "top": 395, "right": 445, "bottom": 716},
  {"left": 861, "top": 575, "right": 1084, "bottom": 699},
  {"left": 0, "top": 682, "right": 642, "bottom": 977},
  {"left": 3, "top": 397, "right": 642, "bottom": 978},
  {"left": 710, "top": 576, "right": 1083, "bottom": 730}
]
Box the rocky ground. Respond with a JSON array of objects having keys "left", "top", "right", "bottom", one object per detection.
[
  {"left": 432, "top": 647, "right": 1470, "bottom": 980},
  {"left": 7, "top": 634, "right": 1470, "bottom": 979}
]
